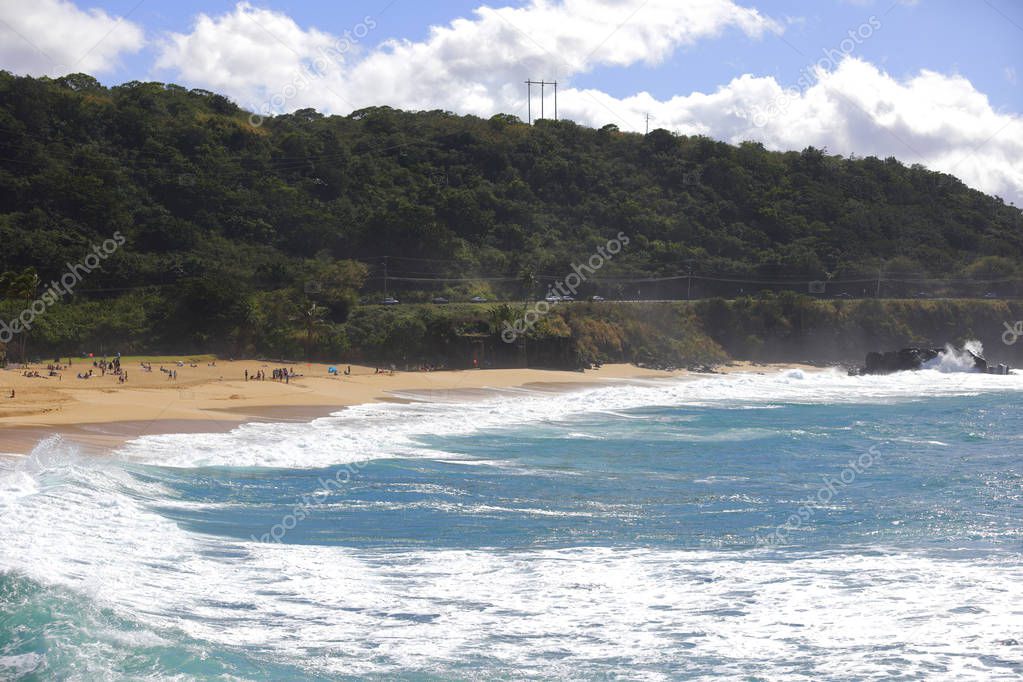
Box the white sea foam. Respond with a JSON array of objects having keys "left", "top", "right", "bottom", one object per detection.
[
  {"left": 922, "top": 341, "right": 987, "bottom": 373},
  {"left": 3, "top": 387, "right": 1023, "bottom": 679},
  {"left": 0, "top": 653, "right": 44, "bottom": 678},
  {"left": 109, "top": 368, "right": 1023, "bottom": 469},
  {"left": 1, "top": 442, "right": 1020, "bottom": 680}
]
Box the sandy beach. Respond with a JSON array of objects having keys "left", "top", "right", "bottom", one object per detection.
[{"left": 0, "top": 358, "right": 812, "bottom": 454}]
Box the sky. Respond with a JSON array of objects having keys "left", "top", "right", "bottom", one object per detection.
[{"left": 0, "top": 0, "right": 1021, "bottom": 204}]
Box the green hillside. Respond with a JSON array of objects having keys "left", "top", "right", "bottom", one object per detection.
[{"left": 0, "top": 71, "right": 1021, "bottom": 363}]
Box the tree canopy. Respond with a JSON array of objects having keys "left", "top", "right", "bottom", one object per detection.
[{"left": 0, "top": 71, "right": 1020, "bottom": 361}]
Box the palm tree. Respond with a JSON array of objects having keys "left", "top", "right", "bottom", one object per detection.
[
  {"left": 487, "top": 303, "right": 519, "bottom": 336},
  {"left": 0, "top": 267, "right": 40, "bottom": 362},
  {"left": 294, "top": 301, "right": 329, "bottom": 359}
]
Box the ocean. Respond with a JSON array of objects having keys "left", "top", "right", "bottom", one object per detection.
[{"left": 1, "top": 363, "right": 1022, "bottom": 680}]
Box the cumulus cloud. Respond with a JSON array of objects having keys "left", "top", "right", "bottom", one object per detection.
[
  {"left": 154, "top": 1, "right": 362, "bottom": 116},
  {"left": 590, "top": 58, "right": 1023, "bottom": 205},
  {"left": 151, "top": 0, "right": 1022, "bottom": 205},
  {"left": 340, "top": 0, "right": 779, "bottom": 113},
  {"left": 0, "top": 0, "right": 143, "bottom": 76},
  {"left": 154, "top": 0, "right": 779, "bottom": 117}
]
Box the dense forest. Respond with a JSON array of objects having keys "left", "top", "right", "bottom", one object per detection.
[{"left": 0, "top": 71, "right": 1021, "bottom": 365}]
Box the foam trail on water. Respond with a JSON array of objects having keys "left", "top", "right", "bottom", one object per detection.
[
  {"left": 3, "top": 449, "right": 1022, "bottom": 682},
  {"left": 113, "top": 367, "right": 1023, "bottom": 469},
  {"left": 3, "top": 377, "right": 1023, "bottom": 679}
]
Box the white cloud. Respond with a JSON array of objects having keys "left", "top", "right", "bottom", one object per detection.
[
  {"left": 154, "top": 0, "right": 779, "bottom": 117},
  {"left": 0, "top": 0, "right": 143, "bottom": 76},
  {"left": 594, "top": 58, "right": 1023, "bottom": 205},
  {"left": 341, "top": 0, "right": 779, "bottom": 115},
  {"left": 152, "top": 1, "right": 1022, "bottom": 205},
  {"left": 154, "top": 1, "right": 357, "bottom": 115}
]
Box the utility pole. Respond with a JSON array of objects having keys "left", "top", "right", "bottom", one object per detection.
[
  {"left": 644, "top": 112, "right": 654, "bottom": 135},
  {"left": 686, "top": 259, "right": 695, "bottom": 300},
  {"left": 875, "top": 259, "right": 883, "bottom": 298},
  {"left": 525, "top": 80, "right": 532, "bottom": 124},
  {"left": 525, "top": 80, "right": 558, "bottom": 123},
  {"left": 383, "top": 257, "right": 389, "bottom": 298}
]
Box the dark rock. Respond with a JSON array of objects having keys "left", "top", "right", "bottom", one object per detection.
[{"left": 861, "top": 347, "right": 941, "bottom": 375}]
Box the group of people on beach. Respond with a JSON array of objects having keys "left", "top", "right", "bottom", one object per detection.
[
  {"left": 14, "top": 360, "right": 68, "bottom": 381},
  {"left": 245, "top": 367, "right": 297, "bottom": 384},
  {"left": 90, "top": 356, "right": 129, "bottom": 383}
]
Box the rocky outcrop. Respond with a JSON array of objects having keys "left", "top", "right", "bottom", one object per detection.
[
  {"left": 853, "top": 347, "right": 995, "bottom": 375},
  {"left": 860, "top": 348, "right": 942, "bottom": 374}
]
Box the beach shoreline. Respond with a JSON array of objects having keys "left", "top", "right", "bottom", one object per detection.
[{"left": 0, "top": 359, "right": 817, "bottom": 455}]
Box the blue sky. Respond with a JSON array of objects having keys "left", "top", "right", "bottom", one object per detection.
[
  {"left": 73, "top": 0, "right": 1023, "bottom": 112},
  {"left": 1, "top": 0, "right": 1021, "bottom": 203},
  {"left": 574, "top": 0, "right": 1022, "bottom": 111}
]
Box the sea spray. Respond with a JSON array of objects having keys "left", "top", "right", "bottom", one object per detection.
[{"left": 922, "top": 340, "right": 985, "bottom": 373}]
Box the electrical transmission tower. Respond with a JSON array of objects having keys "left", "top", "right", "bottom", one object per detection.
[{"left": 524, "top": 79, "right": 558, "bottom": 124}]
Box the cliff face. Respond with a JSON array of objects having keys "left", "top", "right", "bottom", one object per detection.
[
  {"left": 693, "top": 297, "right": 1023, "bottom": 366},
  {"left": 333, "top": 298, "right": 1023, "bottom": 370}
]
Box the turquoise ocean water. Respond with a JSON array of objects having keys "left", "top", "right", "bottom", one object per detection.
[{"left": 2, "top": 361, "right": 1022, "bottom": 680}]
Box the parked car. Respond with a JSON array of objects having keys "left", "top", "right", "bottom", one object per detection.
[
  {"left": 835, "top": 292, "right": 852, "bottom": 299},
  {"left": 431, "top": 296, "right": 449, "bottom": 304},
  {"left": 983, "top": 291, "right": 999, "bottom": 299},
  {"left": 561, "top": 295, "right": 574, "bottom": 302},
  {"left": 470, "top": 296, "right": 488, "bottom": 303},
  {"left": 914, "top": 292, "right": 930, "bottom": 298},
  {"left": 381, "top": 297, "right": 399, "bottom": 305},
  {"left": 545, "top": 294, "right": 562, "bottom": 303},
  {"left": 591, "top": 295, "right": 606, "bottom": 302}
]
